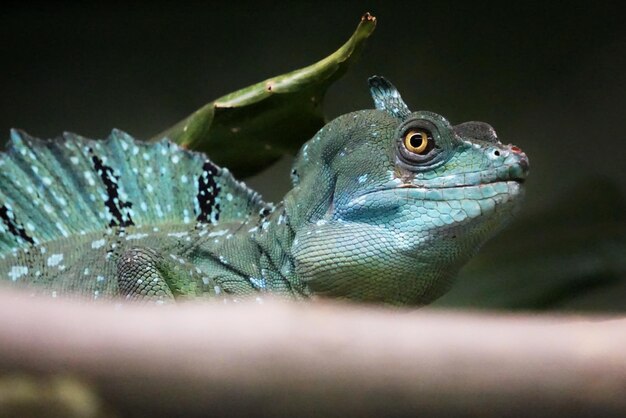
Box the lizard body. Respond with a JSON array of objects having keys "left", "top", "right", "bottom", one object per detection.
[{"left": 0, "top": 77, "right": 528, "bottom": 305}]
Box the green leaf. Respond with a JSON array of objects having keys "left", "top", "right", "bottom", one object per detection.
[{"left": 152, "top": 13, "right": 377, "bottom": 178}]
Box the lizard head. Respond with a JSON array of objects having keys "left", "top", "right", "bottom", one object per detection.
[{"left": 285, "top": 76, "right": 529, "bottom": 305}]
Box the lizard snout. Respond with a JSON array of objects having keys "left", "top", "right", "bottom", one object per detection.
[{"left": 507, "top": 144, "right": 529, "bottom": 182}]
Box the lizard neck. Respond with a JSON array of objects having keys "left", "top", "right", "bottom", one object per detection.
[
  {"left": 185, "top": 203, "right": 309, "bottom": 299},
  {"left": 249, "top": 205, "right": 310, "bottom": 297}
]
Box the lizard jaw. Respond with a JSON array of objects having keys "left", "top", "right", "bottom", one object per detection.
[{"left": 354, "top": 179, "right": 524, "bottom": 203}]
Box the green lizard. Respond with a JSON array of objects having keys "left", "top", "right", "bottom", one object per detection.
[{"left": 0, "top": 77, "right": 528, "bottom": 305}]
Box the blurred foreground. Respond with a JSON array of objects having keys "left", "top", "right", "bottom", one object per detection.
[{"left": 0, "top": 290, "right": 624, "bottom": 417}]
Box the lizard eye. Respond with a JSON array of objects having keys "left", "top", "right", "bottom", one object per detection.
[
  {"left": 395, "top": 117, "right": 449, "bottom": 171},
  {"left": 403, "top": 129, "right": 433, "bottom": 155}
]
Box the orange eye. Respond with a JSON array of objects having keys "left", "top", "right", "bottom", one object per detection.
[{"left": 404, "top": 129, "right": 430, "bottom": 154}]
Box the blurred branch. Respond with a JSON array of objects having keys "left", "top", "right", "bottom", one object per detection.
[{"left": 0, "top": 290, "right": 625, "bottom": 417}]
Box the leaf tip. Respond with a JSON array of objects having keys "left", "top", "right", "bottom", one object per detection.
[{"left": 361, "top": 12, "right": 377, "bottom": 23}]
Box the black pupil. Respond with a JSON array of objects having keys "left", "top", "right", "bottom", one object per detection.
[{"left": 410, "top": 133, "right": 425, "bottom": 149}]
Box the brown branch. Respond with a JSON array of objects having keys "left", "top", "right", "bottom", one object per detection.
[{"left": 0, "top": 290, "right": 625, "bottom": 417}]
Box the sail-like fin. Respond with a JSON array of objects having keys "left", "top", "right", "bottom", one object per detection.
[{"left": 0, "top": 129, "right": 268, "bottom": 254}]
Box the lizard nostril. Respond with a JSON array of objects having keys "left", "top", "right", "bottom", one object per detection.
[{"left": 510, "top": 145, "right": 522, "bottom": 154}]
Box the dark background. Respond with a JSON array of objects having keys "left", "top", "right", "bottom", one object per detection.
[{"left": 1, "top": 1, "right": 624, "bottom": 209}]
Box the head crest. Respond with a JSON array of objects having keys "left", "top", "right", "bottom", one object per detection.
[{"left": 368, "top": 76, "right": 411, "bottom": 119}]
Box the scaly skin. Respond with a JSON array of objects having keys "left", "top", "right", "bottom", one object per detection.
[{"left": 0, "top": 77, "right": 528, "bottom": 305}]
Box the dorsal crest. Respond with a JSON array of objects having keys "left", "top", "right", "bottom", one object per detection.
[{"left": 0, "top": 130, "right": 268, "bottom": 254}]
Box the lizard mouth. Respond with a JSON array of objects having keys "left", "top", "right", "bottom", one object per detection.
[
  {"left": 394, "top": 163, "right": 528, "bottom": 191},
  {"left": 395, "top": 179, "right": 523, "bottom": 194},
  {"left": 434, "top": 162, "right": 529, "bottom": 189},
  {"left": 353, "top": 180, "right": 524, "bottom": 205},
  {"left": 417, "top": 177, "right": 526, "bottom": 189},
  {"left": 350, "top": 163, "right": 528, "bottom": 205}
]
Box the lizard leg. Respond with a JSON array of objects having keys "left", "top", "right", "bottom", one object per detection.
[{"left": 116, "top": 247, "right": 206, "bottom": 304}]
